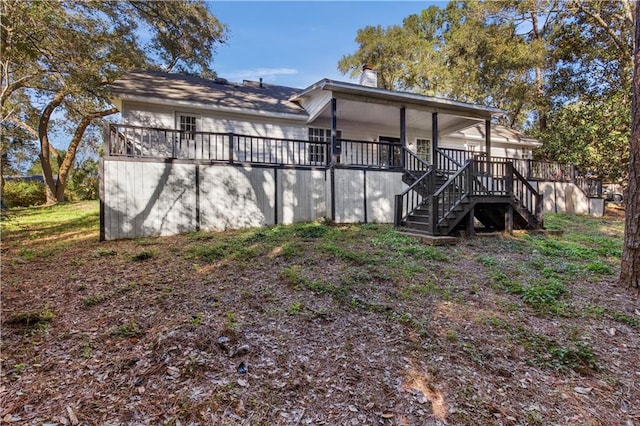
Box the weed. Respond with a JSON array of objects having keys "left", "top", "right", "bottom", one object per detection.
[
  {"left": 489, "top": 318, "right": 598, "bottom": 373},
  {"left": 279, "top": 242, "right": 300, "bottom": 259},
  {"left": 132, "top": 249, "right": 157, "bottom": 261},
  {"left": 584, "top": 304, "right": 639, "bottom": 328},
  {"left": 286, "top": 302, "right": 304, "bottom": 315},
  {"left": 113, "top": 321, "right": 143, "bottom": 338},
  {"left": 521, "top": 279, "right": 566, "bottom": 310},
  {"left": 95, "top": 248, "right": 118, "bottom": 257},
  {"left": 8, "top": 308, "right": 55, "bottom": 334},
  {"left": 187, "top": 231, "right": 215, "bottom": 241},
  {"left": 224, "top": 312, "right": 239, "bottom": 331},
  {"left": 18, "top": 248, "right": 35, "bottom": 260},
  {"left": 190, "top": 312, "right": 203, "bottom": 326},
  {"left": 12, "top": 363, "right": 27, "bottom": 376},
  {"left": 82, "top": 294, "right": 108, "bottom": 307},
  {"left": 586, "top": 261, "right": 613, "bottom": 275},
  {"left": 295, "top": 223, "right": 329, "bottom": 239},
  {"left": 319, "top": 241, "right": 368, "bottom": 265},
  {"left": 544, "top": 342, "right": 597, "bottom": 372}
]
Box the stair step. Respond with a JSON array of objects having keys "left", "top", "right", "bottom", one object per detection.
[
  {"left": 405, "top": 221, "right": 431, "bottom": 232},
  {"left": 408, "top": 214, "right": 430, "bottom": 223}
]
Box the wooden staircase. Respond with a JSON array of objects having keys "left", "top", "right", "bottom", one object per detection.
[{"left": 394, "top": 148, "right": 544, "bottom": 236}]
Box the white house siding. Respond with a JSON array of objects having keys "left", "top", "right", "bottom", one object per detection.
[
  {"left": 278, "top": 169, "right": 327, "bottom": 224},
  {"left": 103, "top": 161, "right": 197, "bottom": 239},
  {"left": 366, "top": 171, "right": 407, "bottom": 223},
  {"left": 531, "top": 181, "right": 603, "bottom": 216},
  {"left": 120, "top": 101, "right": 309, "bottom": 161},
  {"left": 199, "top": 166, "right": 276, "bottom": 231},
  {"left": 334, "top": 169, "right": 366, "bottom": 223}
]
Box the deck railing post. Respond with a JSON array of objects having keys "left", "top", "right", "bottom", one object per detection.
[
  {"left": 228, "top": 132, "right": 234, "bottom": 164},
  {"left": 505, "top": 162, "right": 513, "bottom": 196},
  {"left": 430, "top": 171, "right": 437, "bottom": 233},
  {"left": 394, "top": 194, "right": 403, "bottom": 226},
  {"left": 466, "top": 160, "right": 473, "bottom": 195}
]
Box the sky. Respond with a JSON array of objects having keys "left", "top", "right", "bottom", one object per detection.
[{"left": 208, "top": 1, "right": 445, "bottom": 88}]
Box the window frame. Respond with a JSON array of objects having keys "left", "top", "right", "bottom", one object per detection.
[
  {"left": 308, "top": 127, "right": 341, "bottom": 165},
  {"left": 415, "top": 138, "right": 431, "bottom": 163},
  {"left": 176, "top": 112, "right": 199, "bottom": 141}
]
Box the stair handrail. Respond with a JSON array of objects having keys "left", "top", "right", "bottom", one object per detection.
[
  {"left": 512, "top": 167, "right": 543, "bottom": 226},
  {"left": 404, "top": 147, "right": 432, "bottom": 175},
  {"left": 435, "top": 147, "right": 464, "bottom": 174},
  {"left": 394, "top": 168, "right": 433, "bottom": 227},
  {"left": 431, "top": 160, "right": 472, "bottom": 229}
]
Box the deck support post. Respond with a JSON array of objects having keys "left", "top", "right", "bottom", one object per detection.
[
  {"left": 331, "top": 98, "right": 338, "bottom": 166},
  {"left": 400, "top": 107, "right": 406, "bottom": 169},
  {"left": 467, "top": 208, "right": 475, "bottom": 237},
  {"left": 432, "top": 112, "right": 439, "bottom": 169},
  {"left": 505, "top": 205, "right": 514, "bottom": 235},
  {"left": 330, "top": 98, "right": 337, "bottom": 221},
  {"left": 485, "top": 119, "right": 491, "bottom": 163}
]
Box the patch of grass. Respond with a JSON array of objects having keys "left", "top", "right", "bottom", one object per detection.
[
  {"left": 223, "top": 312, "right": 239, "bottom": 331},
  {"left": 132, "top": 249, "right": 157, "bottom": 261},
  {"left": 319, "top": 241, "right": 369, "bottom": 265},
  {"left": 190, "top": 312, "right": 203, "bottom": 326},
  {"left": 585, "top": 261, "right": 614, "bottom": 275},
  {"left": 286, "top": 302, "right": 304, "bottom": 315},
  {"left": 8, "top": 308, "right": 55, "bottom": 334},
  {"left": 94, "top": 247, "right": 118, "bottom": 257},
  {"left": 584, "top": 304, "right": 639, "bottom": 328},
  {"left": 1, "top": 201, "right": 99, "bottom": 243},
  {"left": 82, "top": 294, "right": 109, "bottom": 307},
  {"left": 113, "top": 321, "right": 143, "bottom": 338},
  {"left": 18, "top": 248, "right": 35, "bottom": 260},
  {"left": 521, "top": 279, "right": 567, "bottom": 310},
  {"left": 489, "top": 317, "right": 597, "bottom": 373}
]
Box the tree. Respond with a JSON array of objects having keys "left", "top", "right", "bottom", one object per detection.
[
  {"left": 1, "top": 0, "right": 227, "bottom": 204},
  {"left": 619, "top": 2, "right": 640, "bottom": 292},
  {"left": 338, "top": 2, "right": 549, "bottom": 129},
  {"left": 538, "top": 0, "right": 634, "bottom": 182},
  {"left": 339, "top": 1, "right": 634, "bottom": 182}
]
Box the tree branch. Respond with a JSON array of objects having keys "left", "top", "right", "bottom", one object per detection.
[
  {"left": 55, "top": 106, "right": 118, "bottom": 200},
  {"left": 572, "top": 0, "right": 631, "bottom": 56},
  {"left": 5, "top": 116, "right": 38, "bottom": 139}
]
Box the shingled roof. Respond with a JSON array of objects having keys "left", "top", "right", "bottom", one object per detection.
[{"left": 109, "top": 70, "right": 308, "bottom": 118}]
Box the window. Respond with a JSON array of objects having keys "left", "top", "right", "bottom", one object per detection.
[
  {"left": 416, "top": 138, "right": 431, "bottom": 163},
  {"left": 178, "top": 114, "right": 197, "bottom": 140},
  {"left": 308, "top": 128, "right": 341, "bottom": 164}
]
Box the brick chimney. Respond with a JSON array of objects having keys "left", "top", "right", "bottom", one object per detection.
[{"left": 358, "top": 65, "right": 378, "bottom": 88}]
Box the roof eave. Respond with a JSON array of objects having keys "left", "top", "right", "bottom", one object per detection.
[{"left": 291, "top": 79, "right": 504, "bottom": 119}]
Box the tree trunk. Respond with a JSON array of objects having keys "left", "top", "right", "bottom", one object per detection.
[
  {"left": 38, "top": 91, "right": 66, "bottom": 205},
  {"left": 53, "top": 107, "right": 118, "bottom": 202},
  {"left": 619, "top": 3, "right": 640, "bottom": 292}
]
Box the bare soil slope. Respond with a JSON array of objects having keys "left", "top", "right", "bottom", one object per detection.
[{"left": 1, "top": 202, "right": 638, "bottom": 425}]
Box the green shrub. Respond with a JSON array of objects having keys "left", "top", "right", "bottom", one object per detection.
[{"left": 3, "top": 180, "right": 46, "bottom": 207}]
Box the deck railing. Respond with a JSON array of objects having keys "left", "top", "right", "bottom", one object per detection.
[{"left": 107, "top": 124, "right": 415, "bottom": 170}]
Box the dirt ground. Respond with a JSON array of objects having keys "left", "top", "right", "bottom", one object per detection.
[{"left": 1, "top": 203, "right": 638, "bottom": 425}]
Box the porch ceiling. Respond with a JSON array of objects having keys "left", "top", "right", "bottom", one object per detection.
[{"left": 314, "top": 98, "right": 483, "bottom": 136}]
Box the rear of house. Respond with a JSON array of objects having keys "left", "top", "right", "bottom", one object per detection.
[{"left": 101, "top": 70, "right": 603, "bottom": 240}]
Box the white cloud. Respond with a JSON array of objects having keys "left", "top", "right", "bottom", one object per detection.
[{"left": 223, "top": 68, "right": 298, "bottom": 82}]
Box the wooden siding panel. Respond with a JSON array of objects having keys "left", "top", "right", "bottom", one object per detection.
[
  {"left": 103, "top": 161, "right": 197, "bottom": 238},
  {"left": 199, "top": 166, "right": 275, "bottom": 231},
  {"left": 333, "top": 169, "right": 365, "bottom": 223},
  {"left": 366, "top": 171, "right": 407, "bottom": 223},
  {"left": 278, "top": 169, "right": 327, "bottom": 224}
]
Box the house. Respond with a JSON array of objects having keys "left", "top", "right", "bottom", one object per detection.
[{"left": 101, "top": 69, "right": 603, "bottom": 240}]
